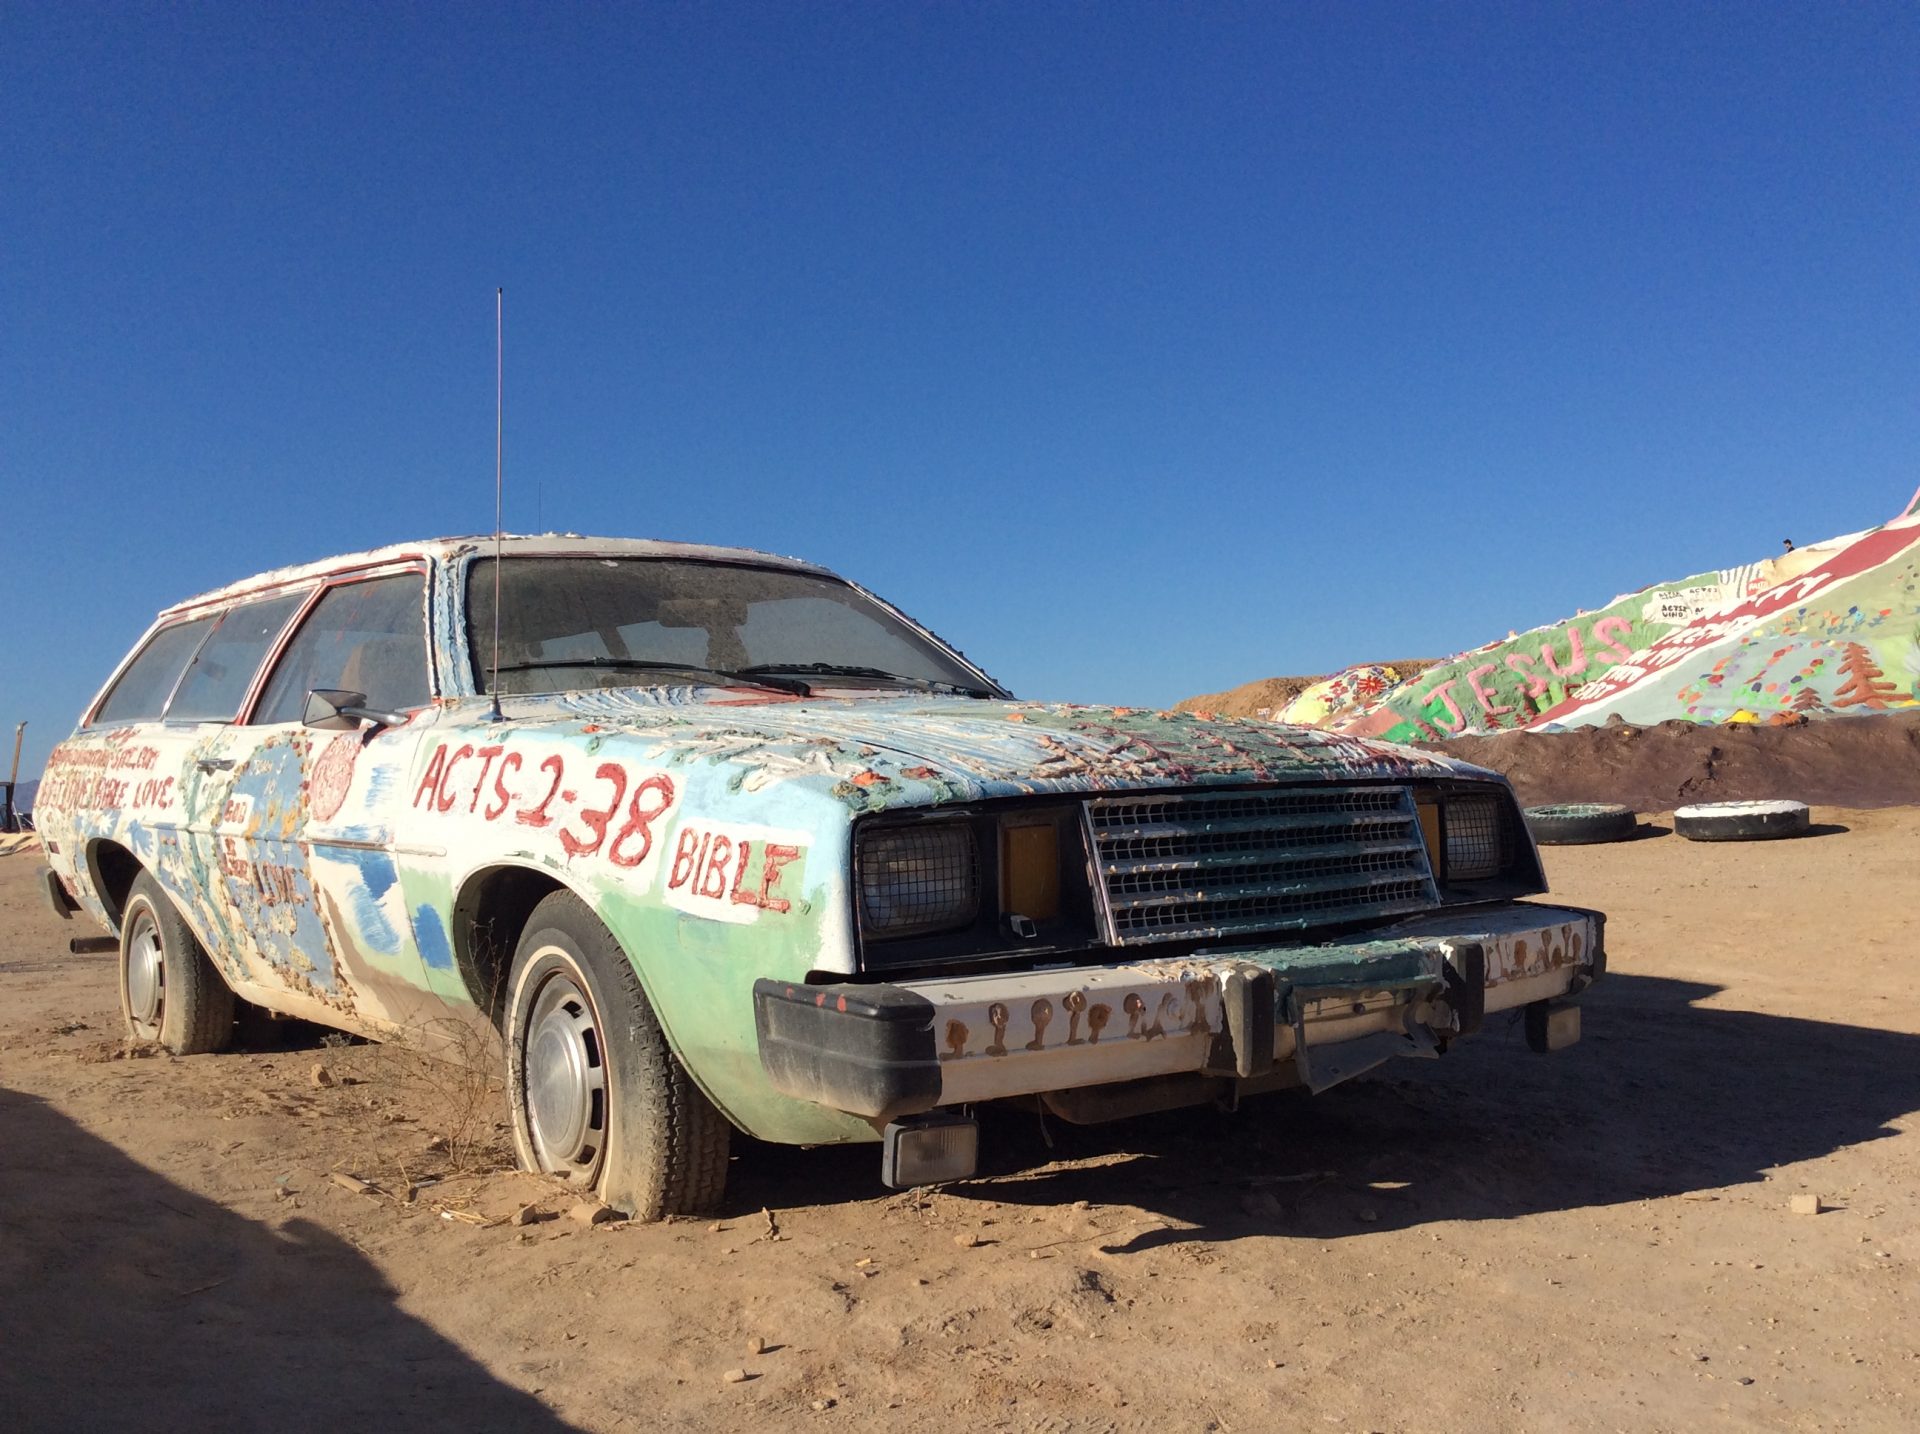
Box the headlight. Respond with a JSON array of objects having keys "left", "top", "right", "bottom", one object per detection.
[
  {"left": 859, "top": 824, "right": 979, "bottom": 937},
  {"left": 1443, "top": 793, "right": 1503, "bottom": 880}
]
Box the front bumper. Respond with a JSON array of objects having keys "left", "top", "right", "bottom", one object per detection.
[{"left": 754, "top": 902, "right": 1603, "bottom": 1122}]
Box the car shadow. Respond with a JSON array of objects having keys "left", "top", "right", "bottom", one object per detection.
[
  {"left": 725, "top": 972, "right": 1920, "bottom": 1249},
  {"left": 0, "top": 1086, "right": 580, "bottom": 1434}
]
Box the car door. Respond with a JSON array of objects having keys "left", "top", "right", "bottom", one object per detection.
[
  {"left": 163, "top": 589, "right": 318, "bottom": 986},
  {"left": 221, "top": 567, "right": 445, "bottom": 1034}
]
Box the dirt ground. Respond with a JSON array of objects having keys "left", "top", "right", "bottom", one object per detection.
[
  {"left": 2, "top": 812, "right": 1917, "bottom": 1433},
  {"left": 1435, "top": 712, "right": 1920, "bottom": 813}
]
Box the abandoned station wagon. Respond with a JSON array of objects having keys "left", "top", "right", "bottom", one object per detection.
[{"left": 36, "top": 536, "right": 1603, "bottom": 1218}]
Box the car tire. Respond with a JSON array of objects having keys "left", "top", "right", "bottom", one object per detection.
[
  {"left": 1522, "top": 803, "right": 1638, "bottom": 845},
  {"left": 120, "top": 871, "right": 236, "bottom": 1055},
  {"left": 1674, "top": 799, "right": 1812, "bottom": 842},
  {"left": 505, "top": 890, "right": 731, "bottom": 1221}
]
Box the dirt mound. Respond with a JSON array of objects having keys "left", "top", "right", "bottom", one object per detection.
[
  {"left": 1431, "top": 709, "right": 1920, "bottom": 812},
  {"left": 1180, "top": 661, "right": 1437, "bottom": 721}
]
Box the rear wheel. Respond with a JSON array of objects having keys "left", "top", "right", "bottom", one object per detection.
[
  {"left": 119, "top": 871, "right": 236, "bottom": 1054},
  {"left": 504, "top": 891, "right": 730, "bottom": 1220}
]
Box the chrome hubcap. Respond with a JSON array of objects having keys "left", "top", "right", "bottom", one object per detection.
[
  {"left": 524, "top": 966, "right": 607, "bottom": 1181},
  {"left": 126, "top": 913, "right": 164, "bottom": 1030}
]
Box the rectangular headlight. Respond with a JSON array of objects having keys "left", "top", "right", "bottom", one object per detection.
[
  {"left": 1444, "top": 794, "right": 1503, "bottom": 880},
  {"left": 859, "top": 824, "right": 979, "bottom": 937}
]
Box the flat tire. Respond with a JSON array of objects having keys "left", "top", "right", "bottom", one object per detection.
[{"left": 504, "top": 890, "right": 730, "bottom": 1220}]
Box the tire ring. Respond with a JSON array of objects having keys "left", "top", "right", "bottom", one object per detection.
[
  {"left": 1523, "top": 802, "right": 1638, "bottom": 845},
  {"left": 1673, "top": 799, "right": 1811, "bottom": 842}
]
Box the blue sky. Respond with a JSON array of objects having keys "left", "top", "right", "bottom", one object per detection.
[{"left": 5, "top": 3, "right": 1918, "bottom": 785}]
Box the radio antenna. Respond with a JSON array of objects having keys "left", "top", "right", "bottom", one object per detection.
[{"left": 489, "top": 286, "right": 505, "bottom": 721}]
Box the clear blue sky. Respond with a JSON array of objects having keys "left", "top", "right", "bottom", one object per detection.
[{"left": 5, "top": 3, "right": 1918, "bottom": 785}]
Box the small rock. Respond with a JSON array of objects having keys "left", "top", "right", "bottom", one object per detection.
[
  {"left": 1072, "top": 1200, "right": 1090, "bottom": 1211},
  {"left": 746, "top": 1335, "right": 767, "bottom": 1356},
  {"left": 1789, "top": 1194, "right": 1824, "bottom": 1216},
  {"left": 1737, "top": 1377, "right": 1755, "bottom": 1386},
  {"left": 309, "top": 1063, "right": 334, "bottom": 1089},
  {"left": 511, "top": 1204, "right": 539, "bottom": 1227},
  {"left": 1356, "top": 1208, "right": 1379, "bottom": 1223},
  {"left": 1241, "top": 1190, "right": 1284, "bottom": 1220},
  {"left": 954, "top": 1232, "right": 980, "bottom": 1249},
  {"left": 912, "top": 1277, "right": 928, "bottom": 1286},
  {"left": 811, "top": 1397, "right": 836, "bottom": 1411},
  {"left": 423, "top": 1134, "right": 449, "bottom": 1154},
  {"left": 569, "top": 1201, "right": 615, "bottom": 1228},
  {"left": 722, "top": 1368, "right": 751, "bottom": 1384}
]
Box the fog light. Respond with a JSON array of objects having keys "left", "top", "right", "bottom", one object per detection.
[{"left": 881, "top": 1111, "right": 978, "bottom": 1188}]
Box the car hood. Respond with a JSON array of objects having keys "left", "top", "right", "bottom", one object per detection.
[{"left": 455, "top": 689, "right": 1495, "bottom": 811}]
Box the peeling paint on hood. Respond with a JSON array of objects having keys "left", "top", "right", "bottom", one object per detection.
[{"left": 439, "top": 690, "right": 1497, "bottom": 811}]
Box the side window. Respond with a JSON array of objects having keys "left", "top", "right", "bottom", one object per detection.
[
  {"left": 93, "top": 616, "right": 217, "bottom": 724},
  {"left": 166, "top": 592, "right": 310, "bottom": 723},
  {"left": 254, "top": 574, "right": 431, "bottom": 725}
]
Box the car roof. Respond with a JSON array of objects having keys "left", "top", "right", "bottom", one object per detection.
[{"left": 158, "top": 534, "right": 839, "bottom": 618}]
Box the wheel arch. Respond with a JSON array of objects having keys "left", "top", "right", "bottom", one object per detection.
[
  {"left": 449, "top": 861, "right": 574, "bottom": 1026},
  {"left": 85, "top": 839, "right": 145, "bottom": 930}
]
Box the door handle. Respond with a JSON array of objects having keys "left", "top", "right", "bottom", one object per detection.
[{"left": 195, "top": 757, "right": 235, "bottom": 773}]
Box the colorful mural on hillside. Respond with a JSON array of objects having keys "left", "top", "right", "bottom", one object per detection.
[{"left": 1270, "top": 491, "right": 1920, "bottom": 740}]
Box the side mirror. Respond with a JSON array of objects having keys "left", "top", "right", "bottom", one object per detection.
[{"left": 303, "top": 688, "right": 406, "bottom": 732}]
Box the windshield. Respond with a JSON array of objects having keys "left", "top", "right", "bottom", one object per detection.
[{"left": 465, "top": 557, "right": 1002, "bottom": 698}]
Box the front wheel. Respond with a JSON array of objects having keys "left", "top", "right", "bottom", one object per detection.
[
  {"left": 504, "top": 891, "right": 730, "bottom": 1220},
  {"left": 119, "top": 871, "right": 236, "bottom": 1054}
]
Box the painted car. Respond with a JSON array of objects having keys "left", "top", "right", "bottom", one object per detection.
[{"left": 35, "top": 536, "right": 1604, "bottom": 1218}]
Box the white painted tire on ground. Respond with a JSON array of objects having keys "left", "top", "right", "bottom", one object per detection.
[{"left": 1673, "top": 800, "right": 1812, "bottom": 842}]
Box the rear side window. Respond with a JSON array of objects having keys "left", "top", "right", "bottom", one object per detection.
[
  {"left": 167, "top": 592, "right": 310, "bottom": 722},
  {"left": 93, "top": 616, "right": 217, "bottom": 725},
  {"left": 254, "top": 573, "right": 431, "bottom": 725}
]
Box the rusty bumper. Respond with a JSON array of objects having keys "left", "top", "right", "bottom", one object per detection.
[{"left": 754, "top": 902, "right": 1603, "bottom": 1122}]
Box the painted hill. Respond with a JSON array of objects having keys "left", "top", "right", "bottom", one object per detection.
[{"left": 1186, "top": 489, "right": 1920, "bottom": 740}]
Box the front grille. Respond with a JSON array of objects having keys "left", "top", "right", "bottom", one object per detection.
[{"left": 1087, "top": 786, "right": 1439, "bottom": 945}]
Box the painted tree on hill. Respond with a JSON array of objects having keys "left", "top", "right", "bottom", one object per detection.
[
  {"left": 1831, "top": 642, "right": 1899, "bottom": 709},
  {"left": 1789, "top": 686, "right": 1823, "bottom": 713}
]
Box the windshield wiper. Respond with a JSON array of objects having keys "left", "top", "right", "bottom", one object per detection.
[
  {"left": 491, "top": 657, "right": 810, "bottom": 695},
  {"left": 736, "top": 662, "right": 996, "bottom": 699}
]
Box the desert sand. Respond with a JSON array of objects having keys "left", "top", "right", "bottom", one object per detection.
[{"left": 2, "top": 809, "right": 1916, "bottom": 1432}]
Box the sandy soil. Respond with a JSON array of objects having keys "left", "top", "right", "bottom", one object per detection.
[{"left": 2, "top": 812, "right": 1917, "bottom": 1433}]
